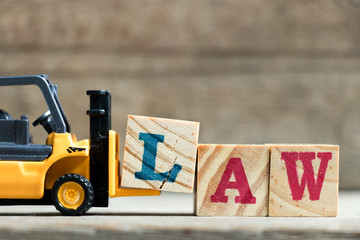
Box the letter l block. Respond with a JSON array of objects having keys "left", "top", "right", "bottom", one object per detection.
[{"left": 121, "top": 115, "right": 200, "bottom": 193}]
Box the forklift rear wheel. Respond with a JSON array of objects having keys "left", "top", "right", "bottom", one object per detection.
[{"left": 52, "top": 173, "right": 94, "bottom": 216}]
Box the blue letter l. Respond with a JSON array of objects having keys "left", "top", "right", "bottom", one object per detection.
[{"left": 135, "top": 132, "right": 182, "bottom": 183}]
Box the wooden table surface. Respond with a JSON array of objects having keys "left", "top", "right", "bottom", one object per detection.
[{"left": 0, "top": 191, "right": 357, "bottom": 239}]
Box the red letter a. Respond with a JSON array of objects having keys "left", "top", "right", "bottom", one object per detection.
[
  {"left": 210, "top": 158, "right": 256, "bottom": 204},
  {"left": 281, "top": 152, "right": 332, "bottom": 201}
]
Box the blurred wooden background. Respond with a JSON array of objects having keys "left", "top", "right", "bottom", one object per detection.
[{"left": 0, "top": 0, "right": 359, "bottom": 189}]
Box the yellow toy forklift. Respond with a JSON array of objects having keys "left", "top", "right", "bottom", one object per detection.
[{"left": 0, "top": 74, "right": 159, "bottom": 215}]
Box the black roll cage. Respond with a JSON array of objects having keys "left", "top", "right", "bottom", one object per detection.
[{"left": 0, "top": 74, "right": 70, "bottom": 133}]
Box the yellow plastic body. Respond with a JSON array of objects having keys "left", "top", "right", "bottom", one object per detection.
[
  {"left": 0, "top": 133, "right": 89, "bottom": 199},
  {"left": 0, "top": 129, "right": 159, "bottom": 200},
  {"left": 108, "top": 130, "right": 160, "bottom": 197}
]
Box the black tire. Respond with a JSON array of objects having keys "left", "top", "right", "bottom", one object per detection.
[{"left": 52, "top": 173, "right": 94, "bottom": 216}]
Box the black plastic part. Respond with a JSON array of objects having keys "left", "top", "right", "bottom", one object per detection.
[
  {"left": 0, "top": 113, "right": 52, "bottom": 161},
  {"left": 86, "top": 109, "right": 105, "bottom": 116},
  {"left": 32, "top": 111, "right": 55, "bottom": 134},
  {"left": 0, "top": 143, "right": 52, "bottom": 161},
  {"left": 0, "top": 74, "right": 70, "bottom": 133},
  {"left": 87, "top": 90, "right": 111, "bottom": 207},
  {"left": 0, "top": 110, "right": 12, "bottom": 120},
  {"left": 0, "top": 117, "right": 29, "bottom": 145},
  {"left": 52, "top": 173, "right": 94, "bottom": 216}
]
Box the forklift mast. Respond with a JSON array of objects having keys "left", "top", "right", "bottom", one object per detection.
[{"left": 86, "top": 90, "right": 111, "bottom": 207}]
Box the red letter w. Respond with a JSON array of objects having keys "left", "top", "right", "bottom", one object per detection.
[
  {"left": 281, "top": 152, "right": 332, "bottom": 201},
  {"left": 210, "top": 158, "right": 256, "bottom": 204}
]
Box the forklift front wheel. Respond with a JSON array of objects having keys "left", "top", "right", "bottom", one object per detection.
[{"left": 52, "top": 174, "right": 94, "bottom": 216}]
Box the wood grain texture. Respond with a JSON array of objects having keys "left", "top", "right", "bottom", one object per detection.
[
  {"left": 0, "top": 54, "right": 355, "bottom": 189},
  {"left": 0, "top": 192, "right": 357, "bottom": 239},
  {"left": 121, "top": 115, "right": 199, "bottom": 193},
  {"left": 269, "top": 145, "right": 339, "bottom": 217},
  {"left": 0, "top": 0, "right": 357, "bottom": 190},
  {"left": 196, "top": 144, "right": 270, "bottom": 216},
  {"left": 0, "top": 0, "right": 359, "bottom": 55}
]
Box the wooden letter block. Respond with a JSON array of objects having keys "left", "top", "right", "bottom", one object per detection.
[
  {"left": 269, "top": 145, "right": 339, "bottom": 217},
  {"left": 121, "top": 115, "right": 200, "bottom": 193},
  {"left": 196, "top": 144, "right": 270, "bottom": 216}
]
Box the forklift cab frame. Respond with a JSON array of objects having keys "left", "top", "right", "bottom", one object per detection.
[{"left": 0, "top": 74, "right": 71, "bottom": 161}]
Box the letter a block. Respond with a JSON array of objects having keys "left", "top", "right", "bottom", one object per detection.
[
  {"left": 121, "top": 115, "right": 200, "bottom": 193},
  {"left": 196, "top": 145, "right": 270, "bottom": 216},
  {"left": 269, "top": 145, "right": 339, "bottom": 217}
]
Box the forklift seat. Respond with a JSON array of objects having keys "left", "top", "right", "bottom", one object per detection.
[
  {"left": 0, "top": 114, "right": 53, "bottom": 161},
  {"left": 0, "top": 114, "right": 30, "bottom": 145}
]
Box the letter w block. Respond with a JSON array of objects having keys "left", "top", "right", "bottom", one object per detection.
[
  {"left": 196, "top": 145, "right": 270, "bottom": 216},
  {"left": 121, "top": 115, "right": 199, "bottom": 193},
  {"left": 269, "top": 145, "right": 339, "bottom": 217}
]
